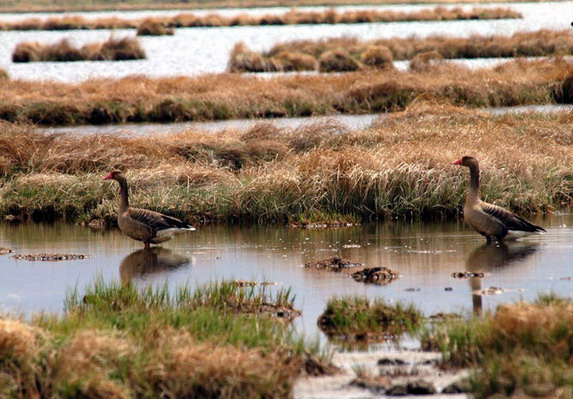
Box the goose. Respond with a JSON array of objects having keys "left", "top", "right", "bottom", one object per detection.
[
  {"left": 453, "top": 156, "right": 545, "bottom": 242},
  {"left": 103, "top": 171, "right": 195, "bottom": 248}
]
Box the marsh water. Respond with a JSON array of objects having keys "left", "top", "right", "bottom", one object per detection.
[
  {"left": 0, "top": 1, "right": 571, "bottom": 82},
  {"left": 2, "top": 214, "right": 573, "bottom": 343}
]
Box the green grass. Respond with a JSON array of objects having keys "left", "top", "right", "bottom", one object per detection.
[
  {"left": 318, "top": 296, "right": 423, "bottom": 340},
  {"left": 0, "top": 277, "right": 330, "bottom": 399}
]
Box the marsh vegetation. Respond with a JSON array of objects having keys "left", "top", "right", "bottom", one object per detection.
[
  {"left": 12, "top": 37, "right": 146, "bottom": 63},
  {"left": 1, "top": 105, "right": 571, "bottom": 225},
  {"left": 0, "top": 7, "right": 521, "bottom": 32},
  {"left": 0, "top": 278, "right": 331, "bottom": 398},
  {"left": 229, "top": 29, "right": 573, "bottom": 72}
]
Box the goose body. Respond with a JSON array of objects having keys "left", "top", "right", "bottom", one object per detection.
[
  {"left": 453, "top": 157, "right": 545, "bottom": 242},
  {"left": 103, "top": 171, "right": 195, "bottom": 248}
]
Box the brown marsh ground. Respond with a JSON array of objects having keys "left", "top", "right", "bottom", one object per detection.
[
  {"left": 0, "top": 58, "right": 572, "bottom": 125},
  {"left": 12, "top": 37, "right": 145, "bottom": 62},
  {"left": 229, "top": 29, "right": 573, "bottom": 72},
  {"left": 0, "top": 7, "right": 521, "bottom": 31},
  {"left": 1, "top": 104, "right": 572, "bottom": 225},
  {"left": 0, "top": 0, "right": 560, "bottom": 13}
]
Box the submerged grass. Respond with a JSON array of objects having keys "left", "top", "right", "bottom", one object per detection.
[
  {"left": 1, "top": 58, "right": 573, "bottom": 125},
  {"left": 0, "top": 7, "right": 521, "bottom": 31},
  {"left": 0, "top": 277, "right": 330, "bottom": 399},
  {"left": 12, "top": 37, "right": 145, "bottom": 63},
  {"left": 318, "top": 296, "right": 422, "bottom": 340},
  {"left": 231, "top": 29, "right": 573, "bottom": 72},
  {"left": 420, "top": 294, "right": 573, "bottom": 398},
  {"left": 1, "top": 104, "right": 573, "bottom": 224}
]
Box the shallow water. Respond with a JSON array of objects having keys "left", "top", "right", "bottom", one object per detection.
[
  {"left": 0, "top": 1, "right": 570, "bottom": 82},
  {"left": 37, "top": 104, "right": 572, "bottom": 135},
  {"left": 1, "top": 214, "right": 573, "bottom": 342}
]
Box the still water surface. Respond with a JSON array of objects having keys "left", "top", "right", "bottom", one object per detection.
[{"left": 1, "top": 214, "right": 572, "bottom": 341}]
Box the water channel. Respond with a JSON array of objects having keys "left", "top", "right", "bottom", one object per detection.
[{"left": 2, "top": 213, "right": 572, "bottom": 343}]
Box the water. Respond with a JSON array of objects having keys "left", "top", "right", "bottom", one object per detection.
[
  {"left": 37, "top": 104, "right": 573, "bottom": 135},
  {"left": 0, "top": 1, "right": 570, "bottom": 82},
  {"left": 1, "top": 214, "right": 573, "bottom": 342}
]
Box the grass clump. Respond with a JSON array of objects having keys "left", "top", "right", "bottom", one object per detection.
[
  {"left": 318, "top": 296, "right": 422, "bottom": 341},
  {"left": 360, "top": 45, "right": 394, "bottom": 70},
  {"left": 420, "top": 294, "right": 573, "bottom": 398},
  {"left": 136, "top": 18, "right": 174, "bottom": 36},
  {"left": 0, "top": 277, "right": 330, "bottom": 399},
  {"left": 0, "top": 7, "right": 521, "bottom": 31},
  {"left": 318, "top": 48, "right": 361, "bottom": 72},
  {"left": 12, "top": 37, "right": 145, "bottom": 63},
  {"left": 1, "top": 105, "right": 572, "bottom": 224},
  {"left": 235, "top": 29, "right": 573, "bottom": 73},
  {"left": 0, "top": 58, "right": 571, "bottom": 125}
]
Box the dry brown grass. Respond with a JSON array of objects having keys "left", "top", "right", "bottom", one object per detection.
[
  {"left": 0, "top": 6, "right": 521, "bottom": 31},
  {"left": 136, "top": 18, "right": 175, "bottom": 36},
  {"left": 1, "top": 103, "right": 573, "bottom": 224},
  {"left": 0, "top": 0, "right": 556, "bottom": 13},
  {"left": 1, "top": 58, "right": 569, "bottom": 126},
  {"left": 12, "top": 37, "right": 146, "bottom": 63},
  {"left": 233, "top": 29, "right": 573, "bottom": 73}
]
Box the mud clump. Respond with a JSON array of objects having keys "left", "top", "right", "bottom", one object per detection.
[
  {"left": 304, "top": 256, "right": 362, "bottom": 271},
  {"left": 452, "top": 271, "right": 485, "bottom": 278},
  {"left": 352, "top": 267, "right": 401, "bottom": 285},
  {"left": 11, "top": 253, "right": 90, "bottom": 261}
]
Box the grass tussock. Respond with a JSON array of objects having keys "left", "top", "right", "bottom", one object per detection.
[
  {"left": 0, "top": 7, "right": 521, "bottom": 31},
  {"left": 232, "top": 29, "right": 573, "bottom": 72},
  {"left": 12, "top": 37, "right": 145, "bottom": 63},
  {"left": 1, "top": 104, "right": 573, "bottom": 224},
  {"left": 136, "top": 18, "right": 174, "bottom": 36},
  {"left": 1, "top": 57, "right": 572, "bottom": 126},
  {"left": 318, "top": 296, "right": 422, "bottom": 340},
  {"left": 421, "top": 294, "right": 573, "bottom": 398},
  {"left": 0, "top": 278, "right": 330, "bottom": 399}
]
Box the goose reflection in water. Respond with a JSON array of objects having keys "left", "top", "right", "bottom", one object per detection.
[
  {"left": 466, "top": 242, "right": 538, "bottom": 315},
  {"left": 120, "top": 247, "right": 191, "bottom": 284}
]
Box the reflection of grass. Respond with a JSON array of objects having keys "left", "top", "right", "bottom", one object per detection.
[
  {"left": 0, "top": 278, "right": 331, "bottom": 399},
  {"left": 318, "top": 296, "right": 422, "bottom": 340},
  {"left": 230, "top": 30, "right": 573, "bottom": 72},
  {"left": 421, "top": 294, "right": 573, "bottom": 398},
  {"left": 12, "top": 37, "right": 146, "bottom": 63},
  {"left": 0, "top": 58, "right": 572, "bottom": 125},
  {"left": 1, "top": 104, "right": 572, "bottom": 224},
  {"left": 0, "top": 7, "right": 521, "bottom": 31}
]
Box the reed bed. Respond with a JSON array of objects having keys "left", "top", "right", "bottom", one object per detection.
[
  {"left": 0, "top": 0, "right": 556, "bottom": 13},
  {"left": 230, "top": 29, "right": 573, "bottom": 72},
  {"left": 421, "top": 294, "right": 573, "bottom": 398},
  {"left": 12, "top": 37, "right": 146, "bottom": 63},
  {"left": 0, "top": 278, "right": 330, "bottom": 399},
  {"left": 0, "top": 7, "right": 521, "bottom": 31},
  {"left": 1, "top": 58, "right": 572, "bottom": 125},
  {"left": 1, "top": 104, "right": 572, "bottom": 225}
]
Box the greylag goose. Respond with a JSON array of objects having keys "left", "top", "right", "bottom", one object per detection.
[
  {"left": 103, "top": 171, "right": 195, "bottom": 248},
  {"left": 453, "top": 156, "right": 545, "bottom": 242}
]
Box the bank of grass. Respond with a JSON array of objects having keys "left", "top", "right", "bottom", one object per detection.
[
  {"left": 1, "top": 104, "right": 572, "bottom": 225},
  {"left": 318, "top": 296, "right": 422, "bottom": 340},
  {"left": 421, "top": 294, "right": 573, "bottom": 398},
  {"left": 0, "top": 0, "right": 550, "bottom": 13},
  {"left": 0, "top": 7, "right": 521, "bottom": 32},
  {"left": 0, "top": 278, "right": 331, "bottom": 398},
  {"left": 12, "top": 37, "right": 145, "bottom": 62},
  {"left": 230, "top": 30, "right": 573, "bottom": 72},
  {"left": 1, "top": 58, "right": 573, "bottom": 125}
]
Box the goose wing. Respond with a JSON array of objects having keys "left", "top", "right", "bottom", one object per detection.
[
  {"left": 480, "top": 202, "right": 545, "bottom": 233},
  {"left": 128, "top": 208, "right": 194, "bottom": 232}
]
